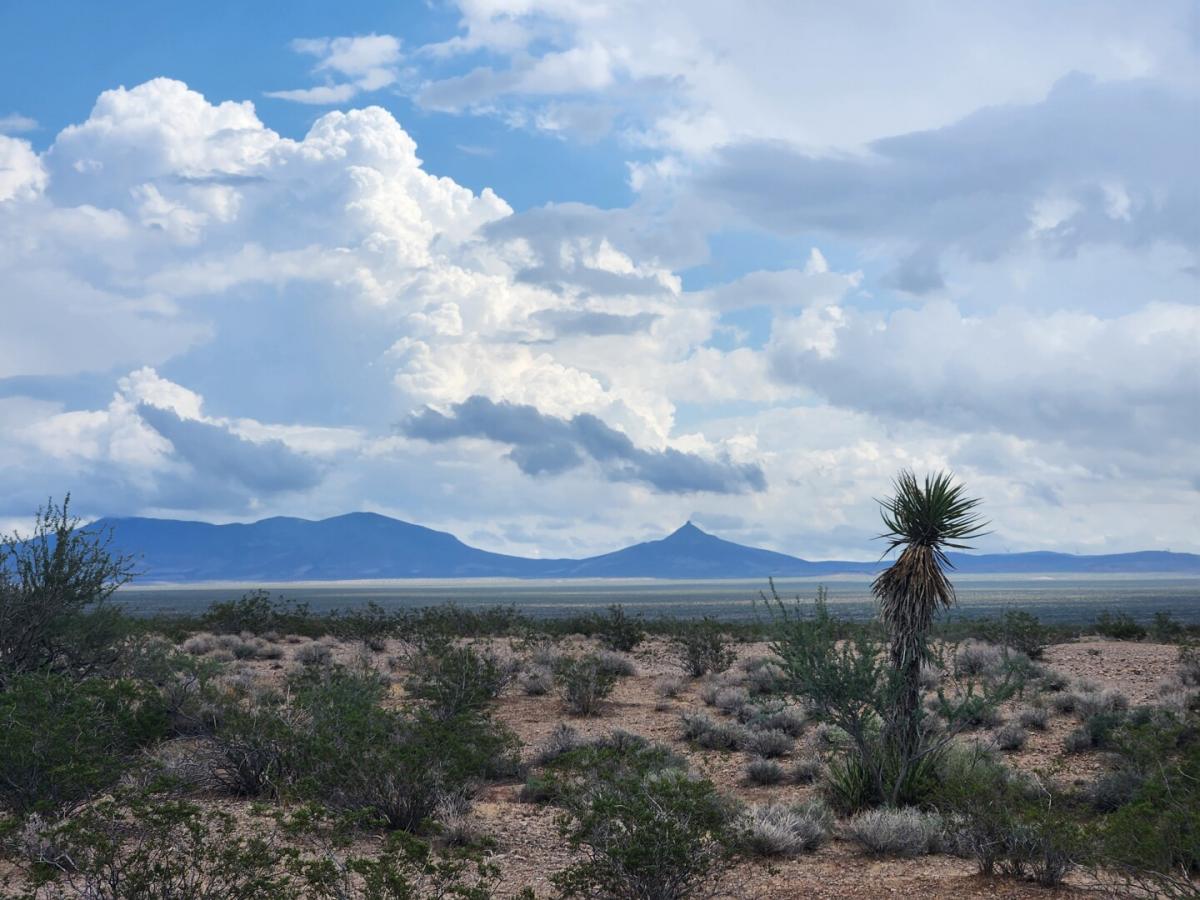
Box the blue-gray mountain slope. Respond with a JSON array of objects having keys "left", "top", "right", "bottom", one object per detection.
[{"left": 90, "top": 514, "right": 1200, "bottom": 582}]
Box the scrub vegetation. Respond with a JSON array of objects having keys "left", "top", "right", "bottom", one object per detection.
[{"left": 1, "top": 487, "right": 1197, "bottom": 898}]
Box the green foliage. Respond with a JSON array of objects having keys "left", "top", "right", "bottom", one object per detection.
[
  {"left": 1149, "top": 611, "right": 1186, "bottom": 643},
  {"left": 555, "top": 654, "right": 618, "bottom": 715},
  {"left": 1094, "top": 610, "right": 1147, "bottom": 641},
  {"left": 405, "top": 641, "right": 514, "bottom": 721},
  {"left": 596, "top": 604, "right": 645, "bottom": 653},
  {"left": 0, "top": 497, "right": 136, "bottom": 683},
  {"left": 546, "top": 739, "right": 737, "bottom": 900},
  {"left": 672, "top": 618, "right": 736, "bottom": 678},
  {"left": 16, "top": 791, "right": 502, "bottom": 899},
  {"left": 286, "top": 666, "right": 519, "bottom": 831},
  {"left": 771, "top": 593, "right": 1022, "bottom": 810},
  {"left": 984, "top": 610, "right": 1052, "bottom": 660},
  {"left": 0, "top": 673, "right": 167, "bottom": 816},
  {"left": 1092, "top": 713, "right": 1200, "bottom": 897},
  {"left": 200, "top": 590, "right": 314, "bottom": 636},
  {"left": 935, "top": 751, "right": 1081, "bottom": 886}
]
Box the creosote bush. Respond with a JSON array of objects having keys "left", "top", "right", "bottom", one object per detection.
[
  {"left": 1094, "top": 611, "right": 1147, "bottom": 641},
  {"left": 595, "top": 604, "right": 646, "bottom": 653},
  {"left": 673, "top": 618, "right": 736, "bottom": 678},
  {"left": 556, "top": 654, "right": 618, "bottom": 716},
  {"left": 544, "top": 736, "right": 738, "bottom": 900},
  {"left": 0, "top": 673, "right": 168, "bottom": 816}
]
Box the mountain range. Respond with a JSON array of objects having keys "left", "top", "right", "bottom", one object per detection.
[{"left": 89, "top": 513, "right": 1200, "bottom": 582}]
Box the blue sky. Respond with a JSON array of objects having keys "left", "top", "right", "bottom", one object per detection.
[{"left": 1, "top": 1, "right": 1197, "bottom": 558}]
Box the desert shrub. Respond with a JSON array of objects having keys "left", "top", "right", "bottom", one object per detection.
[
  {"left": 1050, "top": 691, "right": 1080, "bottom": 714},
  {"left": 845, "top": 807, "right": 943, "bottom": 857},
  {"left": 287, "top": 667, "right": 520, "bottom": 831},
  {"left": 1064, "top": 727, "right": 1095, "bottom": 753},
  {"left": 745, "top": 757, "right": 785, "bottom": 785},
  {"left": 200, "top": 590, "right": 316, "bottom": 637},
  {"left": 1094, "top": 610, "right": 1147, "bottom": 641},
  {"left": 0, "top": 673, "right": 168, "bottom": 816},
  {"left": 1077, "top": 687, "right": 1129, "bottom": 718},
  {"left": 1092, "top": 716, "right": 1200, "bottom": 898},
  {"left": 713, "top": 686, "right": 750, "bottom": 715},
  {"left": 205, "top": 695, "right": 298, "bottom": 798},
  {"left": 993, "top": 724, "right": 1028, "bottom": 752},
  {"left": 1017, "top": 706, "right": 1049, "bottom": 730},
  {"left": 596, "top": 604, "right": 645, "bottom": 653},
  {"left": 673, "top": 618, "right": 736, "bottom": 677},
  {"left": 741, "top": 801, "right": 830, "bottom": 857},
  {"left": 518, "top": 665, "right": 554, "bottom": 696},
  {"left": 791, "top": 755, "right": 823, "bottom": 784},
  {"left": 293, "top": 641, "right": 332, "bottom": 668},
  {"left": 954, "top": 641, "right": 1004, "bottom": 677},
  {"left": 1037, "top": 668, "right": 1070, "bottom": 692},
  {"left": 679, "top": 711, "right": 716, "bottom": 741},
  {"left": 743, "top": 703, "right": 806, "bottom": 737},
  {"left": 18, "top": 791, "right": 502, "bottom": 899},
  {"left": 745, "top": 660, "right": 787, "bottom": 695},
  {"left": 1087, "top": 770, "right": 1143, "bottom": 812},
  {"left": 773, "top": 598, "right": 1019, "bottom": 811},
  {"left": 744, "top": 728, "right": 794, "bottom": 759},
  {"left": 1178, "top": 646, "right": 1200, "bottom": 687},
  {"left": 548, "top": 744, "right": 737, "bottom": 900},
  {"left": 936, "top": 753, "right": 1081, "bottom": 886},
  {"left": 691, "top": 719, "right": 748, "bottom": 752},
  {"left": 594, "top": 649, "right": 637, "bottom": 677},
  {"left": 0, "top": 498, "right": 135, "bottom": 684},
  {"left": 556, "top": 655, "right": 618, "bottom": 716},
  {"left": 535, "top": 723, "right": 583, "bottom": 765},
  {"left": 1150, "top": 611, "right": 1186, "bottom": 643},
  {"left": 18, "top": 790, "right": 290, "bottom": 898},
  {"left": 181, "top": 633, "right": 216, "bottom": 656},
  {"left": 654, "top": 675, "right": 685, "bottom": 699},
  {"left": 987, "top": 610, "right": 1052, "bottom": 660},
  {"left": 405, "top": 641, "right": 514, "bottom": 720},
  {"left": 519, "top": 773, "right": 560, "bottom": 804},
  {"left": 952, "top": 693, "right": 1005, "bottom": 729}
]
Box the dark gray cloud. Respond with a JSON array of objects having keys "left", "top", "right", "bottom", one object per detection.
[
  {"left": 137, "top": 404, "right": 323, "bottom": 494},
  {"left": 403, "top": 395, "right": 765, "bottom": 495},
  {"left": 697, "top": 75, "right": 1200, "bottom": 262}
]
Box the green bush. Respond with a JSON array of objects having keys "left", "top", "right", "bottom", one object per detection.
[
  {"left": 1091, "top": 714, "right": 1200, "bottom": 897},
  {"left": 1150, "top": 611, "right": 1186, "bottom": 643},
  {"left": 287, "top": 667, "right": 519, "bottom": 831},
  {"left": 547, "top": 740, "right": 737, "bottom": 900},
  {"left": 934, "top": 752, "right": 1081, "bottom": 887},
  {"left": 0, "top": 498, "right": 136, "bottom": 684},
  {"left": 555, "top": 655, "right": 617, "bottom": 715},
  {"left": 772, "top": 598, "right": 1018, "bottom": 810},
  {"left": 0, "top": 673, "right": 168, "bottom": 816},
  {"left": 673, "top": 618, "right": 736, "bottom": 677},
  {"left": 596, "top": 604, "right": 645, "bottom": 653},
  {"left": 405, "top": 641, "right": 514, "bottom": 721},
  {"left": 16, "top": 791, "right": 502, "bottom": 899},
  {"left": 200, "top": 590, "right": 314, "bottom": 637},
  {"left": 985, "top": 610, "right": 1052, "bottom": 660},
  {"left": 1094, "top": 610, "right": 1147, "bottom": 641}
]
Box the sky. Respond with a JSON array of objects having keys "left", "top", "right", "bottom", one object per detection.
[{"left": 0, "top": 1, "right": 1197, "bottom": 560}]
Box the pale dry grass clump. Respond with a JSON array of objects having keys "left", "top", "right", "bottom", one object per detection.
[{"left": 742, "top": 801, "right": 831, "bottom": 857}]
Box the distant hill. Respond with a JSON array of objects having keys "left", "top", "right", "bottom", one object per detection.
[{"left": 89, "top": 513, "right": 1200, "bottom": 583}]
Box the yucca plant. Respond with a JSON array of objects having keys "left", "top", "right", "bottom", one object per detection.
[{"left": 873, "top": 470, "right": 986, "bottom": 762}]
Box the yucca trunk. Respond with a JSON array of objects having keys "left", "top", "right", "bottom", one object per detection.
[{"left": 873, "top": 543, "right": 952, "bottom": 763}]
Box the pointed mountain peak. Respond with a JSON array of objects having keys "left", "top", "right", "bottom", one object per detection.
[{"left": 665, "top": 520, "right": 709, "bottom": 540}]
